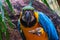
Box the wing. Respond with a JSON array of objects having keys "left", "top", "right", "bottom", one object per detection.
[{"left": 38, "top": 12, "right": 59, "bottom": 40}]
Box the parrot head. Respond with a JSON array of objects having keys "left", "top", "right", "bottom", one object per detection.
[{"left": 20, "top": 5, "right": 37, "bottom": 27}]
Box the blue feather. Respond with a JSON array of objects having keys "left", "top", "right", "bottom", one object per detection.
[{"left": 38, "top": 12, "right": 59, "bottom": 40}]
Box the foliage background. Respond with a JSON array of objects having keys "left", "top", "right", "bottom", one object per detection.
[{"left": 0, "top": 0, "right": 60, "bottom": 40}]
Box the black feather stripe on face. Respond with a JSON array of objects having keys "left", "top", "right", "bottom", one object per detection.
[{"left": 20, "top": 17, "right": 37, "bottom": 28}]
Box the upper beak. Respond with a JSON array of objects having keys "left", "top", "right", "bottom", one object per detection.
[{"left": 25, "top": 11, "right": 31, "bottom": 25}]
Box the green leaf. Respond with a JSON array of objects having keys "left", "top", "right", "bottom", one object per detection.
[
  {"left": 41, "top": 0, "right": 50, "bottom": 8},
  {"left": 0, "top": 15, "right": 7, "bottom": 32},
  {"left": 2, "top": 6, "right": 11, "bottom": 20},
  {"left": 5, "top": 17, "right": 15, "bottom": 28},
  {"left": 0, "top": 14, "right": 2, "bottom": 22},
  {"left": 0, "top": 31, "right": 2, "bottom": 40},
  {"left": 2, "top": 6, "right": 14, "bottom": 28},
  {"left": 0, "top": 0, "right": 4, "bottom": 21},
  {"left": 0, "top": 0, "right": 7, "bottom": 32},
  {"left": 5, "top": 0, "right": 14, "bottom": 13},
  {"left": 1, "top": 21, "right": 7, "bottom": 32},
  {"left": 41, "top": 0, "right": 55, "bottom": 13},
  {"left": 6, "top": 30, "right": 10, "bottom": 40},
  {"left": 0, "top": 22, "right": 2, "bottom": 31}
]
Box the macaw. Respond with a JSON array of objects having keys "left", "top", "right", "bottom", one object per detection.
[{"left": 17, "top": 5, "right": 59, "bottom": 40}]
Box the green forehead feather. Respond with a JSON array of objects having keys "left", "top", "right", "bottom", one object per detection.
[{"left": 22, "top": 5, "right": 34, "bottom": 10}]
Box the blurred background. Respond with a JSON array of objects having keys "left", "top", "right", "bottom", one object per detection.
[{"left": 0, "top": 0, "right": 60, "bottom": 40}]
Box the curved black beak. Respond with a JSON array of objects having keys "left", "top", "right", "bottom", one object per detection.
[{"left": 25, "top": 11, "right": 31, "bottom": 25}]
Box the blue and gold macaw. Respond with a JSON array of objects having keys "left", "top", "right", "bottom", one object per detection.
[{"left": 17, "top": 5, "right": 59, "bottom": 40}]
